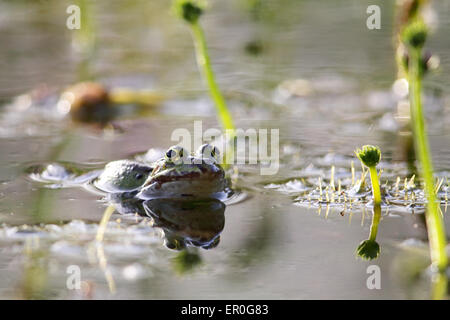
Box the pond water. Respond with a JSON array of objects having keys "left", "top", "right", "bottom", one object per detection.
[{"left": 1, "top": 0, "right": 450, "bottom": 299}]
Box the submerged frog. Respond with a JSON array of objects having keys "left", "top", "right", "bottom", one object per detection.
[{"left": 33, "top": 144, "right": 229, "bottom": 200}]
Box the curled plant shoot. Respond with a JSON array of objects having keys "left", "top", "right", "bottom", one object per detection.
[{"left": 402, "top": 20, "right": 448, "bottom": 272}]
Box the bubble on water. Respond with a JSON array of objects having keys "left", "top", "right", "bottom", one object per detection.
[
  {"left": 378, "top": 112, "right": 399, "bottom": 132},
  {"left": 0, "top": 226, "right": 19, "bottom": 238},
  {"left": 13, "top": 94, "right": 33, "bottom": 112},
  {"left": 399, "top": 238, "right": 428, "bottom": 249},
  {"left": 140, "top": 148, "right": 165, "bottom": 163},
  {"left": 122, "top": 263, "right": 148, "bottom": 281},
  {"left": 265, "top": 179, "right": 309, "bottom": 194},
  {"left": 57, "top": 99, "right": 71, "bottom": 115},
  {"left": 104, "top": 244, "right": 151, "bottom": 257},
  {"left": 64, "top": 220, "right": 89, "bottom": 234},
  {"left": 310, "top": 75, "right": 356, "bottom": 94},
  {"left": 392, "top": 78, "right": 409, "bottom": 98},
  {"left": 51, "top": 241, "right": 86, "bottom": 256},
  {"left": 273, "top": 78, "right": 313, "bottom": 103},
  {"left": 30, "top": 163, "right": 73, "bottom": 182},
  {"left": 282, "top": 144, "right": 300, "bottom": 156},
  {"left": 366, "top": 90, "right": 395, "bottom": 111},
  {"left": 45, "top": 224, "right": 63, "bottom": 234},
  {"left": 316, "top": 153, "right": 351, "bottom": 167}
]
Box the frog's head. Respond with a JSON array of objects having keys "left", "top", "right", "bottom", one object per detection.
[
  {"left": 94, "top": 160, "right": 153, "bottom": 193},
  {"left": 137, "top": 144, "right": 227, "bottom": 199}
]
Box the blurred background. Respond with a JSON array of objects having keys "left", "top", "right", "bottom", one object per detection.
[{"left": 0, "top": 0, "right": 450, "bottom": 299}]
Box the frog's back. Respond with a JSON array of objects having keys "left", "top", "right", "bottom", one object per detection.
[{"left": 94, "top": 160, "right": 153, "bottom": 193}]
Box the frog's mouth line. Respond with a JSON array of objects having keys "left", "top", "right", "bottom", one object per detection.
[
  {"left": 137, "top": 174, "right": 227, "bottom": 200},
  {"left": 145, "top": 170, "right": 222, "bottom": 185}
]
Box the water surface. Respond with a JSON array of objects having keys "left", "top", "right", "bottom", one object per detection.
[{"left": 1, "top": 0, "right": 450, "bottom": 299}]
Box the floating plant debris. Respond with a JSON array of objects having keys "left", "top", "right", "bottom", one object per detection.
[
  {"left": 266, "top": 161, "right": 449, "bottom": 215},
  {"left": 0, "top": 219, "right": 162, "bottom": 247}
]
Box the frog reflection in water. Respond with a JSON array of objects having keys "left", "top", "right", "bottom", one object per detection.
[
  {"left": 93, "top": 144, "right": 228, "bottom": 200},
  {"left": 105, "top": 195, "right": 226, "bottom": 250},
  {"left": 147, "top": 198, "right": 225, "bottom": 250}
]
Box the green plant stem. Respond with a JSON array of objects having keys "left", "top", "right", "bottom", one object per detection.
[
  {"left": 368, "top": 167, "right": 381, "bottom": 243},
  {"left": 369, "top": 204, "right": 381, "bottom": 242},
  {"left": 431, "top": 272, "right": 448, "bottom": 300},
  {"left": 96, "top": 205, "right": 115, "bottom": 242},
  {"left": 368, "top": 166, "right": 382, "bottom": 206},
  {"left": 76, "top": 0, "right": 96, "bottom": 80},
  {"left": 409, "top": 48, "right": 448, "bottom": 271},
  {"left": 190, "top": 22, "right": 235, "bottom": 133}
]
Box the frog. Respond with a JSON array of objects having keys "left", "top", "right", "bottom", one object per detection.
[
  {"left": 136, "top": 144, "right": 228, "bottom": 200},
  {"left": 31, "top": 144, "right": 228, "bottom": 200}
]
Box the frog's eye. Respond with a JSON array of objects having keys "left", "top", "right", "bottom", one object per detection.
[
  {"left": 197, "top": 144, "right": 220, "bottom": 163},
  {"left": 165, "top": 145, "right": 187, "bottom": 165},
  {"left": 135, "top": 173, "right": 144, "bottom": 180}
]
